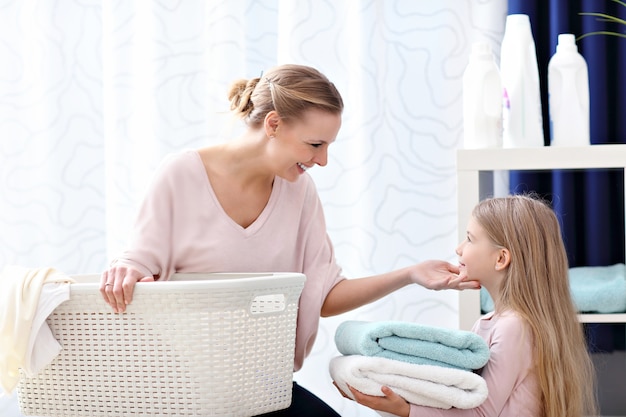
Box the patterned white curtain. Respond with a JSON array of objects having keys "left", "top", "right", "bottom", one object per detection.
[{"left": 0, "top": 1, "right": 506, "bottom": 415}]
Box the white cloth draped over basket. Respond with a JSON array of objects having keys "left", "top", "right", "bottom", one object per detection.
[
  {"left": 0, "top": 266, "right": 74, "bottom": 395},
  {"left": 16, "top": 272, "right": 305, "bottom": 417}
]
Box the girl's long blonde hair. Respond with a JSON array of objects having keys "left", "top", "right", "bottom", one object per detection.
[{"left": 473, "top": 194, "right": 598, "bottom": 417}]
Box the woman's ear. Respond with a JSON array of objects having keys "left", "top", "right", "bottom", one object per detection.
[
  {"left": 264, "top": 111, "right": 280, "bottom": 138},
  {"left": 495, "top": 248, "right": 511, "bottom": 271}
]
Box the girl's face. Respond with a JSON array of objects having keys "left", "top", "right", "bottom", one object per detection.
[
  {"left": 456, "top": 216, "right": 503, "bottom": 287},
  {"left": 268, "top": 108, "right": 341, "bottom": 181}
]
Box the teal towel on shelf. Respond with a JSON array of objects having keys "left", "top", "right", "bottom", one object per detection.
[
  {"left": 480, "top": 263, "right": 626, "bottom": 314},
  {"left": 334, "top": 320, "right": 489, "bottom": 371},
  {"left": 570, "top": 264, "right": 626, "bottom": 313}
]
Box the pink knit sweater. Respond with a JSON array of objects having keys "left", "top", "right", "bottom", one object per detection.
[{"left": 111, "top": 150, "right": 345, "bottom": 370}]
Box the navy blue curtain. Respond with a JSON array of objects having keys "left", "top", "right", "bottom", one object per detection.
[{"left": 507, "top": 0, "right": 626, "bottom": 352}]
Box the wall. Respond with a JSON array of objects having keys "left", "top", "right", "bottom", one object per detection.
[{"left": 0, "top": 1, "right": 507, "bottom": 416}]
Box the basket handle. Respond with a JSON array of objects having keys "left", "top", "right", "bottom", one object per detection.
[{"left": 250, "top": 293, "right": 286, "bottom": 314}]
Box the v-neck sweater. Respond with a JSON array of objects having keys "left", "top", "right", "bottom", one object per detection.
[{"left": 111, "top": 150, "right": 346, "bottom": 371}]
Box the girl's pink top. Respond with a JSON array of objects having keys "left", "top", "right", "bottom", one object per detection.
[
  {"left": 409, "top": 311, "right": 540, "bottom": 416},
  {"left": 111, "top": 150, "right": 345, "bottom": 371}
]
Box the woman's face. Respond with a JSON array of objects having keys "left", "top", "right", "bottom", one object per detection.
[
  {"left": 455, "top": 216, "right": 502, "bottom": 286},
  {"left": 269, "top": 108, "right": 341, "bottom": 181}
]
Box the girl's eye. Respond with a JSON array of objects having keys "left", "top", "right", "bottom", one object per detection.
[
  {"left": 466, "top": 236, "right": 472, "bottom": 243},
  {"left": 310, "top": 143, "right": 322, "bottom": 148}
]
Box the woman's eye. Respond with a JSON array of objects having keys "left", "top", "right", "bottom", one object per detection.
[{"left": 310, "top": 143, "right": 322, "bottom": 148}]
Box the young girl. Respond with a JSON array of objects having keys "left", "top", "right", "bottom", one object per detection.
[{"left": 342, "top": 195, "right": 598, "bottom": 417}]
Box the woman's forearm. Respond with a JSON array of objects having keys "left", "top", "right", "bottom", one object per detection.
[
  {"left": 320, "top": 260, "right": 467, "bottom": 317},
  {"left": 320, "top": 268, "right": 411, "bottom": 317}
]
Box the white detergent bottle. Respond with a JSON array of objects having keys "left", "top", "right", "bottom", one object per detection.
[
  {"left": 462, "top": 42, "right": 503, "bottom": 149},
  {"left": 500, "top": 14, "right": 544, "bottom": 148},
  {"left": 548, "top": 33, "right": 590, "bottom": 146}
]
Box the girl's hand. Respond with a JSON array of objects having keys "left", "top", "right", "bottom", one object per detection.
[{"left": 347, "top": 385, "right": 411, "bottom": 417}]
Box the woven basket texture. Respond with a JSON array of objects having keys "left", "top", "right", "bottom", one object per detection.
[{"left": 17, "top": 273, "right": 305, "bottom": 417}]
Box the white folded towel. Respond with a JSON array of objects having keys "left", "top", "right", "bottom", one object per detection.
[
  {"left": 0, "top": 266, "right": 74, "bottom": 395},
  {"left": 330, "top": 355, "right": 488, "bottom": 410}
]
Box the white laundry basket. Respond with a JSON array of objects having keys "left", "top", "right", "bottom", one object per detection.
[{"left": 17, "top": 272, "right": 306, "bottom": 417}]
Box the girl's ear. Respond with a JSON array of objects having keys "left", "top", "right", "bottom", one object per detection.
[{"left": 495, "top": 248, "right": 511, "bottom": 271}]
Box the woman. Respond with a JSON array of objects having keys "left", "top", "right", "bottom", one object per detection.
[
  {"left": 342, "top": 195, "right": 598, "bottom": 417},
  {"left": 101, "top": 64, "right": 476, "bottom": 416}
]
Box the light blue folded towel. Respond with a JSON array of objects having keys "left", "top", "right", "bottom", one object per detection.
[
  {"left": 481, "top": 263, "right": 626, "bottom": 314},
  {"left": 570, "top": 264, "right": 626, "bottom": 313},
  {"left": 334, "top": 320, "right": 489, "bottom": 371}
]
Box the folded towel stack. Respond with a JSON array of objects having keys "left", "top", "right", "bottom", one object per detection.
[
  {"left": 331, "top": 320, "right": 490, "bottom": 410},
  {"left": 481, "top": 263, "right": 626, "bottom": 314}
]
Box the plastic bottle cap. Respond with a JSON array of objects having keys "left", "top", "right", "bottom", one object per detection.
[
  {"left": 556, "top": 33, "right": 578, "bottom": 53},
  {"left": 506, "top": 14, "right": 530, "bottom": 26}
]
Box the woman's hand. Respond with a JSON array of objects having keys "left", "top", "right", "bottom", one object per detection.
[
  {"left": 409, "top": 260, "right": 480, "bottom": 291},
  {"left": 337, "top": 383, "right": 411, "bottom": 417},
  {"left": 100, "top": 265, "right": 154, "bottom": 313}
]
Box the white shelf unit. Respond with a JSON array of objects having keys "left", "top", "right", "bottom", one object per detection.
[{"left": 456, "top": 144, "right": 626, "bottom": 330}]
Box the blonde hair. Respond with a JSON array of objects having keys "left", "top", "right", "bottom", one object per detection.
[
  {"left": 227, "top": 64, "right": 344, "bottom": 128},
  {"left": 473, "top": 194, "right": 598, "bottom": 417}
]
